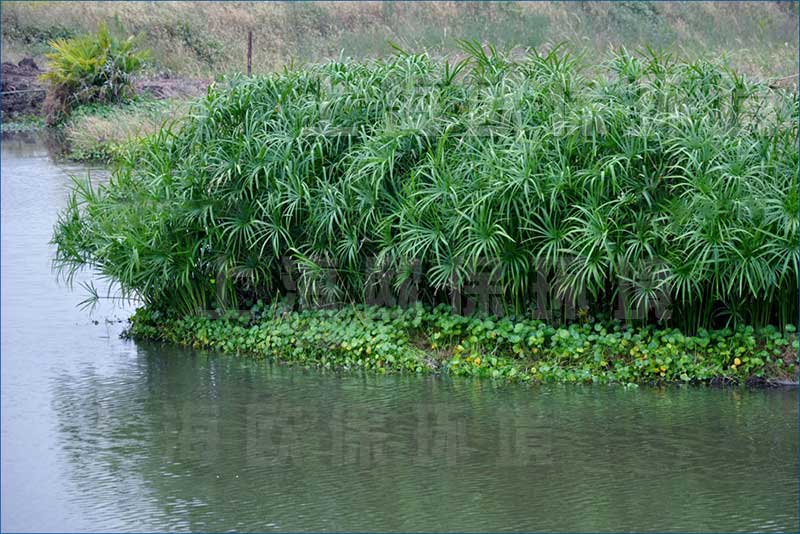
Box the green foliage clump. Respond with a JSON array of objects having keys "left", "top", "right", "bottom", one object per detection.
[
  {"left": 40, "top": 24, "right": 149, "bottom": 122},
  {"left": 126, "top": 304, "right": 798, "bottom": 385},
  {"left": 53, "top": 46, "right": 798, "bottom": 332}
]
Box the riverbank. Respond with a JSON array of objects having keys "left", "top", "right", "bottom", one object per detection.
[
  {"left": 126, "top": 304, "right": 798, "bottom": 387},
  {"left": 1, "top": 56, "right": 205, "bottom": 161},
  {"left": 1, "top": 96, "right": 192, "bottom": 162},
  {"left": 58, "top": 98, "right": 191, "bottom": 161}
]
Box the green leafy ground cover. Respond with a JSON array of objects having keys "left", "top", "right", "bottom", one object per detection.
[{"left": 127, "top": 304, "right": 798, "bottom": 386}]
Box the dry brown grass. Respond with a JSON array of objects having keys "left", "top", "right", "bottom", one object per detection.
[
  {"left": 2, "top": 1, "right": 797, "bottom": 80},
  {"left": 63, "top": 98, "right": 189, "bottom": 160}
]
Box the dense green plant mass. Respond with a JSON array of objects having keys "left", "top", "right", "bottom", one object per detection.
[
  {"left": 41, "top": 24, "right": 149, "bottom": 121},
  {"left": 53, "top": 46, "right": 798, "bottom": 332},
  {"left": 127, "top": 304, "right": 798, "bottom": 385}
]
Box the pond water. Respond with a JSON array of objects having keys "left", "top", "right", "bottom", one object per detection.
[{"left": 1, "top": 133, "right": 798, "bottom": 532}]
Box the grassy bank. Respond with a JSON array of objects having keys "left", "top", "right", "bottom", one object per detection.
[
  {"left": 0, "top": 97, "right": 191, "bottom": 162},
  {"left": 3, "top": 2, "right": 798, "bottom": 81},
  {"left": 127, "top": 304, "right": 798, "bottom": 386},
  {"left": 60, "top": 98, "right": 189, "bottom": 161}
]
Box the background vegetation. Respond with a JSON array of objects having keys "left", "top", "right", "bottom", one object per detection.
[
  {"left": 52, "top": 47, "right": 798, "bottom": 334},
  {"left": 4, "top": 2, "right": 796, "bottom": 161},
  {"left": 3, "top": 1, "right": 798, "bottom": 81}
]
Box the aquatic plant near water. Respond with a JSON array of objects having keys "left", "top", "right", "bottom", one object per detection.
[
  {"left": 52, "top": 45, "right": 799, "bottom": 332},
  {"left": 125, "top": 303, "right": 799, "bottom": 385}
]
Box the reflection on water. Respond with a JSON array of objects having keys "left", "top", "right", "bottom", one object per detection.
[
  {"left": 53, "top": 347, "right": 799, "bottom": 532},
  {"left": 2, "top": 134, "right": 798, "bottom": 532}
]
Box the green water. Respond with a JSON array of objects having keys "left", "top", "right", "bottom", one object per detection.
[{"left": 2, "top": 133, "right": 798, "bottom": 532}]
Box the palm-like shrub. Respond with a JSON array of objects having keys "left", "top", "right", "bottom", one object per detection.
[
  {"left": 41, "top": 24, "right": 149, "bottom": 121},
  {"left": 52, "top": 45, "right": 798, "bottom": 332}
]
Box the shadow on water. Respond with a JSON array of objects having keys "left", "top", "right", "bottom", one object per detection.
[{"left": 49, "top": 341, "right": 798, "bottom": 532}]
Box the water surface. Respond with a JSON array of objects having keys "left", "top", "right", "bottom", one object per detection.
[{"left": 2, "top": 134, "right": 798, "bottom": 532}]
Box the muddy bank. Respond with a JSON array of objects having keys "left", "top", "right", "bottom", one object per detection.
[
  {"left": 1, "top": 57, "right": 209, "bottom": 119},
  {"left": 1, "top": 58, "right": 46, "bottom": 117}
]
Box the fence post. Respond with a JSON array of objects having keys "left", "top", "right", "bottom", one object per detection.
[{"left": 247, "top": 30, "right": 253, "bottom": 76}]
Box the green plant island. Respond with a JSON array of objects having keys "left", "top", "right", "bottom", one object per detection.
[{"left": 52, "top": 45, "right": 799, "bottom": 386}]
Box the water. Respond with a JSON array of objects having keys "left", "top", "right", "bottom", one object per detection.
[{"left": 1, "top": 133, "right": 798, "bottom": 532}]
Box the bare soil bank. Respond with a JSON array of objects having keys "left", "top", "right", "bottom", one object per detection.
[
  {"left": 1, "top": 58, "right": 46, "bottom": 116},
  {"left": 1, "top": 57, "right": 209, "bottom": 119}
]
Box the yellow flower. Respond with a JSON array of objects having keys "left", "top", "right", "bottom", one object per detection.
[
  {"left": 734, "top": 357, "right": 741, "bottom": 366},
  {"left": 474, "top": 357, "right": 481, "bottom": 366},
  {"left": 431, "top": 342, "right": 438, "bottom": 349},
  {"left": 660, "top": 365, "right": 667, "bottom": 372}
]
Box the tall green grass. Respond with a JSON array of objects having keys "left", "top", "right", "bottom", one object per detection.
[{"left": 52, "top": 45, "right": 799, "bottom": 332}]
